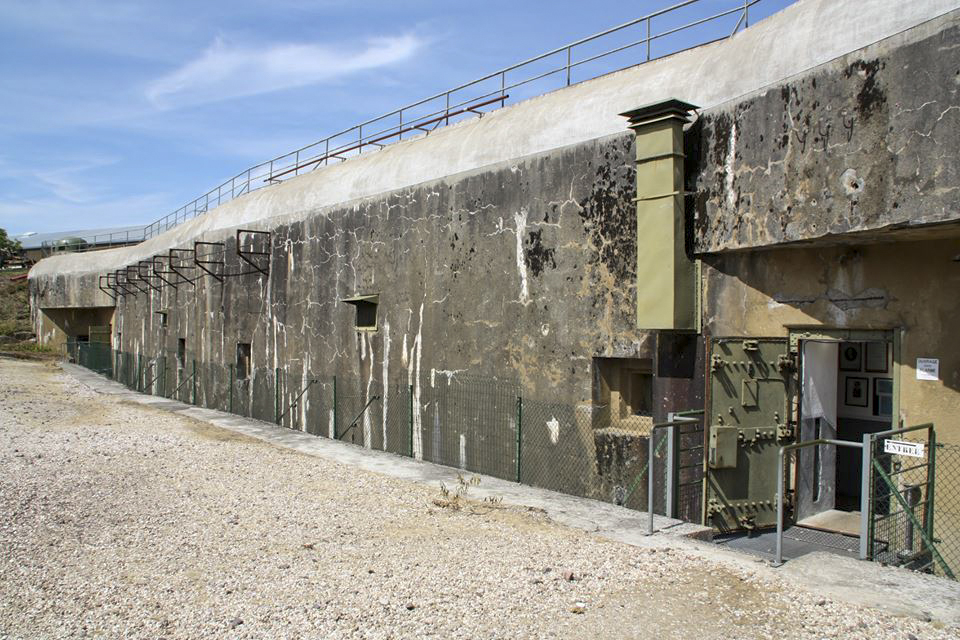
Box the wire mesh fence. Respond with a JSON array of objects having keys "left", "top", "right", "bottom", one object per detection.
[
  {"left": 66, "top": 347, "right": 705, "bottom": 520},
  {"left": 868, "top": 429, "right": 957, "bottom": 580},
  {"left": 61, "top": 345, "right": 960, "bottom": 579},
  {"left": 933, "top": 443, "right": 960, "bottom": 579}
]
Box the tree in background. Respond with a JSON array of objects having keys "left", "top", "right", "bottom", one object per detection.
[{"left": 0, "top": 228, "right": 23, "bottom": 268}]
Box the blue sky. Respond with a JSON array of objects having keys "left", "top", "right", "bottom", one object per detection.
[{"left": 0, "top": 0, "right": 794, "bottom": 235}]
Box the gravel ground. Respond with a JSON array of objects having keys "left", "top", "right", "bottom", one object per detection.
[{"left": 0, "top": 358, "right": 955, "bottom": 639}]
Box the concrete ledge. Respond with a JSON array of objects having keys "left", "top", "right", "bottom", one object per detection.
[{"left": 61, "top": 362, "right": 712, "bottom": 546}]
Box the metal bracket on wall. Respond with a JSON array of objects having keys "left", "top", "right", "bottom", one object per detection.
[
  {"left": 105, "top": 272, "right": 124, "bottom": 298},
  {"left": 113, "top": 270, "right": 138, "bottom": 297},
  {"left": 152, "top": 255, "right": 179, "bottom": 289},
  {"left": 125, "top": 266, "right": 149, "bottom": 294},
  {"left": 194, "top": 241, "right": 225, "bottom": 283},
  {"left": 236, "top": 229, "right": 271, "bottom": 276},
  {"left": 98, "top": 275, "right": 117, "bottom": 301},
  {"left": 169, "top": 248, "right": 198, "bottom": 285},
  {"left": 137, "top": 260, "right": 161, "bottom": 292}
]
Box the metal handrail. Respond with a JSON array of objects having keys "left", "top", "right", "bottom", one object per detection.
[
  {"left": 774, "top": 438, "right": 867, "bottom": 566},
  {"left": 169, "top": 369, "right": 195, "bottom": 400},
  {"left": 647, "top": 410, "right": 704, "bottom": 534},
  {"left": 140, "top": 358, "right": 162, "bottom": 391},
  {"left": 337, "top": 395, "right": 381, "bottom": 441},
  {"left": 869, "top": 422, "right": 934, "bottom": 442},
  {"left": 55, "top": 0, "right": 770, "bottom": 253},
  {"left": 278, "top": 378, "right": 319, "bottom": 424}
]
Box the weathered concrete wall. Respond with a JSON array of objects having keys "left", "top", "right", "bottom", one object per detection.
[
  {"left": 690, "top": 10, "right": 960, "bottom": 253},
  {"left": 117, "top": 132, "right": 645, "bottom": 405},
  {"left": 702, "top": 237, "right": 960, "bottom": 444},
  {"left": 104, "top": 133, "right": 670, "bottom": 506},
  {"left": 36, "top": 307, "right": 115, "bottom": 350}
]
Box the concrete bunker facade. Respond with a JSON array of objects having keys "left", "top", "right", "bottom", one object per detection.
[{"left": 30, "top": 0, "right": 960, "bottom": 566}]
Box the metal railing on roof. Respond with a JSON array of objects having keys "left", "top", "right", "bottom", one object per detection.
[
  {"left": 80, "top": 0, "right": 773, "bottom": 251},
  {"left": 40, "top": 230, "right": 146, "bottom": 257}
]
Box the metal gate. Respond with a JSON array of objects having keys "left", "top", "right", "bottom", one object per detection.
[{"left": 867, "top": 423, "right": 955, "bottom": 579}]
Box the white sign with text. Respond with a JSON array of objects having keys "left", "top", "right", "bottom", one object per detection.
[
  {"left": 916, "top": 358, "right": 939, "bottom": 381},
  {"left": 884, "top": 440, "right": 925, "bottom": 458}
]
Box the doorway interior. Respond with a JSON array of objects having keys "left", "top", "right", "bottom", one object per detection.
[{"left": 793, "top": 330, "right": 897, "bottom": 537}]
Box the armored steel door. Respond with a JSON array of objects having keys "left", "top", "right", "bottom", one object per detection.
[{"left": 705, "top": 337, "right": 795, "bottom": 533}]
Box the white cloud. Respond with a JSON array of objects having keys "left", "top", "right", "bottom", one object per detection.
[
  {"left": 0, "top": 192, "right": 172, "bottom": 235},
  {"left": 146, "top": 33, "right": 423, "bottom": 109},
  {"left": 32, "top": 157, "right": 121, "bottom": 204}
]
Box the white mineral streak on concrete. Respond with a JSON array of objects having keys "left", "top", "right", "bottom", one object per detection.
[
  {"left": 32, "top": 0, "right": 950, "bottom": 290},
  {"left": 268, "top": 263, "right": 277, "bottom": 372},
  {"left": 328, "top": 408, "right": 335, "bottom": 438},
  {"left": 381, "top": 320, "right": 391, "bottom": 448},
  {"left": 400, "top": 333, "right": 409, "bottom": 369},
  {"left": 513, "top": 209, "right": 529, "bottom": 305},
  {"left": 547, "top": 417, "right": 560, "bottom": 445},
  {"left": 433, "top": 370, "right": 463, "bottom": 385},
  {"left": 410, "top": 303, "right": 424, "bottom": 460},
  {"left": 724, "top": 120, "right": 737, "bottom": 211},
  {"left": 300, "top": 353, "right": 310, "bottom": 430},
  {"left": 363, "top": 333, "right": 374, "bottom": 448},
  {"left": 459, "top": 433, "right": 467, "bottom": 470}
]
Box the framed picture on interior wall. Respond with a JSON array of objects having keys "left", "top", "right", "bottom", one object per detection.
[
  {"left": 873, "top": 378, "right": 893, "bottom": 417},
  {"left": 865, "top": 341, "right": 888, "bottom": 373},
  {"left": 845, "top": 376, "right": 869, "bottom": 407},
  {"left": 839, "top": 342, "right": 862, "bottom": 371}
]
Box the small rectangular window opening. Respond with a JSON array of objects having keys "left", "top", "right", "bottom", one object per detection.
[
  {"left": 156, "top": 311, "right": 168, "bottom": 327},
  {"left": 237, "top": 342, "right": 251, "bottom": 380},
  {"left": 342, "top": 294, "right": 379, "bottom": 331},
  {"left": 594, "top": 357, "right": 654, "bottom": 430}
]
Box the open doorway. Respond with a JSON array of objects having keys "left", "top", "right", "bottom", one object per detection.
[{"left": 794, "top": 332, "right": 896, "bottom": 536}]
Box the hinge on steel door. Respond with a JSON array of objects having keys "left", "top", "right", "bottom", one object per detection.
[
  {"left": 777, "top": 422, "right": 795, "bottom": 442},
  {"left": 711, "top": 354, "right": 726, "bottom": 371},
  {"left": 777, "top": 353, "right": 796, "bottom": 374}
]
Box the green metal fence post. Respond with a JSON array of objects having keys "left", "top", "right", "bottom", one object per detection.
[
  {"left": 137, "top": 353, "right": 142, "bottom": 392},
  {"left": 408, "top": 384, "right": 414, "bottom": 457},
  {"left": 516, "top": 395, "right": 523, "bottom": 483},
  {"left": 229, "top": 364, "right": 234, "bottom": 414},
  {"left": 275, "top": 367, "right": 280, "bottom": 425},
  {"left": 162, "top": 355, "right": 167, "bottom": 398},
  {"left": 192, "top": 359, "right": 197, "bottom": 405},
  {"left": 928, "top": 427, "right": 937, "bottom": 544},
  {"left": 333, "top": 376, "right": 338, "bottom": 438}
]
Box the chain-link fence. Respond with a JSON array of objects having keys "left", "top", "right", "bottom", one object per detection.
[
  {"left": 933, "top": 443, "right": 960, "bottom": 579},
  {"left": 64, "top": 341, "right": 112, "bottom": 375},
  {"left": 869, "top": 429, "right": 957, "bottom": 580},
  {"left": 69, "top": 348, "right": 702, "bottom": 518},
  {"left": 61, "top": 346, "right": 960, "bottom": 579}
]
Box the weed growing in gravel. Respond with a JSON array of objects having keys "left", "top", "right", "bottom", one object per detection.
[
  {"left": 433, "top": 475, "right": 505, "bottom": 512},
  {"left": 434, "top": 474, "right": 480, "bottom": 510}
]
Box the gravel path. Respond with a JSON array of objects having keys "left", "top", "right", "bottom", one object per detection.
[{"left": 0, "top": 358, "right": 955, "bottom": 639}]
